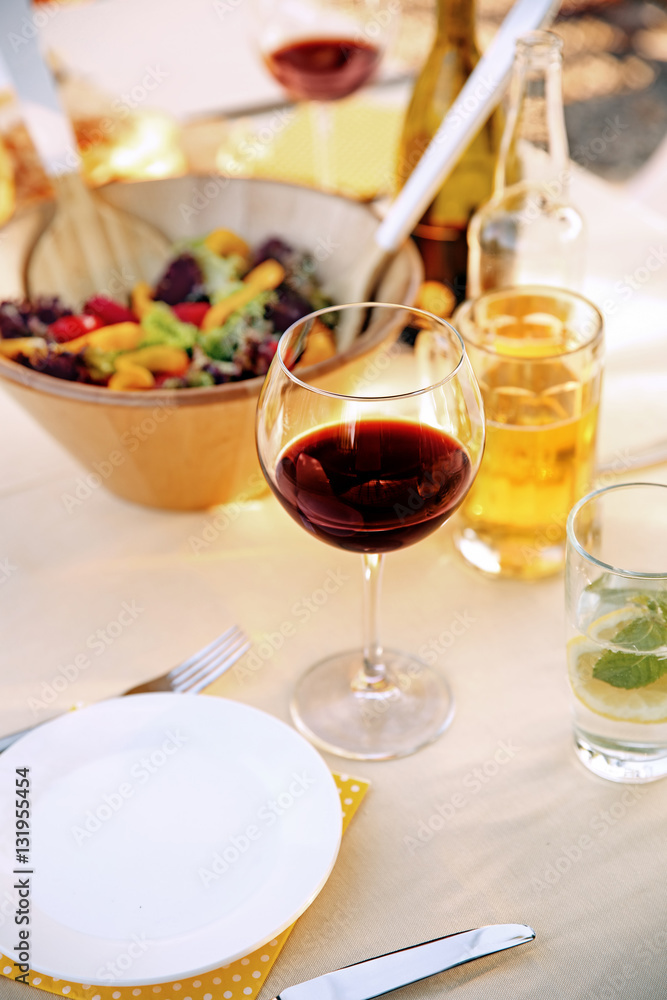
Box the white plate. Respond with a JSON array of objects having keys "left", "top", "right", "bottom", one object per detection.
[{"left": 0, "top": 694, "right": 342, "bottom": 986}]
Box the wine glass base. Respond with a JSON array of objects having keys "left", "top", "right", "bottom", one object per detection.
[{"left": 290, "top": 649, "right": 454, "bottom": 761}]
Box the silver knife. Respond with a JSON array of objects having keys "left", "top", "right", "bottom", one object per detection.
[{"left": 271, "top": 923, "right": 535, "bottom": 1000}]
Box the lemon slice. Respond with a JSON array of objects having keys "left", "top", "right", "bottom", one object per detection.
[
  {"left": 567, "top": 634, "right": 667, "bottom": 724},
  {"left": 584, "top": 604, "right": 641, "bottom": 639}
]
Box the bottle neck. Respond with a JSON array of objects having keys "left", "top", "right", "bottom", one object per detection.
[
  {"left": 434, "top": 0, "right": 478, "bottom": 50},
  {"left": 495, "top": 33, "right": 569, "bottom": 193}
]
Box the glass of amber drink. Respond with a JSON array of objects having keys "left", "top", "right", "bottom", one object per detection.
[{"left": 452, "top": 286, "right": 603, "bottom": 579}]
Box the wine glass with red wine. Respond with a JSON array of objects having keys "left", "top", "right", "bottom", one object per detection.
[
  {"left": 256, "top": 303, "right": 485, "bottom": 759},
  {"left": 254, "top": 0, "right": 394, "bottom": 188}
]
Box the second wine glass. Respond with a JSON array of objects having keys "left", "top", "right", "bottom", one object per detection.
[
  {"left": 256, "top": 303, "right": 485, "bottom": 760},
  {"left": 254, "top": 0, "right": 392, "bottom": 189}
]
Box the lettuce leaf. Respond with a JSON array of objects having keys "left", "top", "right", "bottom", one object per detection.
[
  {"left": 177, "top": 240, "right": 247, "bottom": 303},
  {"left": 201, "top": 291, "right": 274, "bottom": 361},
  {"left": 139, "top": 302, "right": 198, "bottom": 350}
]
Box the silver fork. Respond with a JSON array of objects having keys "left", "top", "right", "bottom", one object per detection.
[
  {"left": 0, "top": 625, "right": 251, "bottom": 754},
  {"left": 124, "top": 625, "right": 250, "bottom": 696}
]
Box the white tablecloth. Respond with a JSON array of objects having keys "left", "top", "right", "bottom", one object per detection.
[{"left": 0, "top": 168, "right": 666, "bottom": 1000}]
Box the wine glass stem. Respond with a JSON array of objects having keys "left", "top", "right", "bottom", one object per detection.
[
  {"left": 309, "top": 101, "right": 334, "bottom": 191},
  {"left": 357, "top": 552, "right": 390, "bottom": 690}
]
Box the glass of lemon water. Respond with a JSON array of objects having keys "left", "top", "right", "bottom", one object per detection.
[
  {"left": 566, "top": 482, "right": 667, "bottom": 783},
  {"left": 452, "top": 286, "right": 604, "bottom": 578}
]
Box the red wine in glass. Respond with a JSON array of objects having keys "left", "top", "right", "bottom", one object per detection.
[
  {"left": 274, "top": 418, "right": 472, "bottom": 553},
  {"left": 264, "top": 37, "right": 382, "bottom": 102}
]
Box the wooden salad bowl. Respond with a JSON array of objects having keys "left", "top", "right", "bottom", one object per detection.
[{"left": 0, "top": 176, "right": 422, "bottom": 510}]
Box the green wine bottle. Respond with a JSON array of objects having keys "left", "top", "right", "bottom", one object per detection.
[{"left": 397, "top": 0, "right": 503, "bottom": 305}]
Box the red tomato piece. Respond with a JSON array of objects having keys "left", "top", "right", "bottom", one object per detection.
[
  {"left": 49, "top": 314, "right": 104, "bottom": 344},
  {"left": 84, "top": 296, "right": 137, "bottom": 325},
  {"left": 172, "top": 302, "right": 210, "bottom": 327},
  {"left": 153, "top": 372, "right": 180, "bottom": 388}
]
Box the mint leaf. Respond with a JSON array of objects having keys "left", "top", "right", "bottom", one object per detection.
[
  {"left": 612, "top": 615, "right": 667, "bottom": 651},
  {"left": 584, "top": 576, "right": 645, "bottom": 605},
  {"left": 586, "top": 574, "right": 616, "bottom": 594},
  {"left": 593, "top": 650, "right": 667, "bottom": 689},
  {"left": 584, "top": 578, "right": 667, "bottom": 608}
]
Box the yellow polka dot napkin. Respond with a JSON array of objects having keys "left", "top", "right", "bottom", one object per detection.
[{"left": 1, "top": 774, "right": 368, "bottom": 1000}]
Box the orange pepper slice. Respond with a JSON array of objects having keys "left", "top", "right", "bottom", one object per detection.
[
  {"left": 54, "top": 332, "right": 92, "bottom": 353},
  {"left": 131, "top": 282, "right": 154, "bottom": 319},
  {"left": 108, "top": 364, "right": 155, "bottom": 391},
  {"left": 117, "top": 345, "right": 189, "bottom": 374},
  {"left": 201, "top": 259, "right": 285, "bottom": 331},
  {"left": 59, "top": 322, "right": 145, "bottom": 355},
  {"left": 414, "top": 281, "right": 456, "bottom": 321},
  {"left": 88, "top": 322, "right": 144, "bottom": 352},
  {"left": 295, "top": 320, "right": 336, "bottom": 368},
  {"left": 0, "top": 337, "right": 47, "bottom": 359},
  {"left": 204, "top": 228, "right": 250, "bottom": 260}
]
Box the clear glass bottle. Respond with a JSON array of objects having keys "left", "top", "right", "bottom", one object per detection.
[
  {"left": 467, "top": 30, "right": 585, "bottom": 299},
  {"left": 396, "top": 0, "right": 503, "bottom": 305}
]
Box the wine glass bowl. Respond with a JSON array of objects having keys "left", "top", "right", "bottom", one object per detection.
[
  {"left": 255, "top": 0, "right": 389, "bottom": 101},
  {"left": 262, "top": 34, "right": 383, "bottom": 103},
  {"left": 256, "top": 303, "right": 485, "bottom": 759}
]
